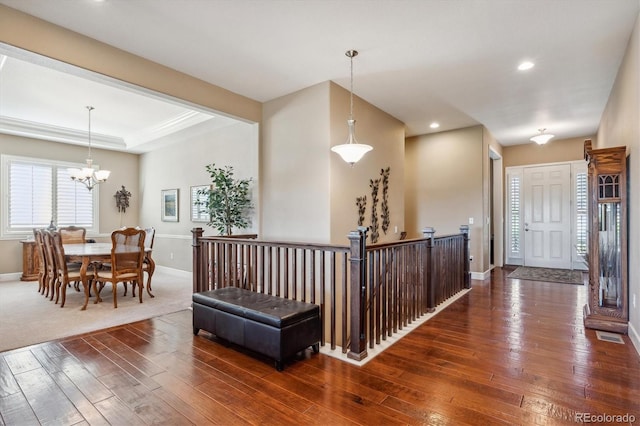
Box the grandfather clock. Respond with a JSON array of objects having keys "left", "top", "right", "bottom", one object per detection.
[{"left": 583, "top": 140, "right": 628, "bottom": 334}]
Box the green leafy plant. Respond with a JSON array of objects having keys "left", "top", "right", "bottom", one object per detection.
[{"left": 196, "top": 163, "right": 253, "bottom": 235}]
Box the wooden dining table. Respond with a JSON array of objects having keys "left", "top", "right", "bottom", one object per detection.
[{"left": 64, "top": 243, "right": 154, "bottom": 310}]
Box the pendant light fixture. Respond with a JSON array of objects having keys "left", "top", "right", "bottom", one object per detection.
[
  {"left": 530, "top": 128, "right": 555, "bottom": 145},
  {"left": 68, "top": 106, "right": 111, "bottom": 190},
  {"left": 331, "top": 49, "right": 373, "bottom": 165}
]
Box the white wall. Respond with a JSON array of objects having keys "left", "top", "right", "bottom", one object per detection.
[{"left": 139, "top": 120, "right": 259, "bottom": 271}]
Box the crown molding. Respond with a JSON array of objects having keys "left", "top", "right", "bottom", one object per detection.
[
  {"left": 125, "top": 110, "right": 213, "bottom": 147},
  {"left": 0, "top": 116, "right": 126, "bottom": 150}
]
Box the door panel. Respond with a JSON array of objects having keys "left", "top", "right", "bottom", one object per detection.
[{"left": 523, "top": 164, "right": 571, "bottom": 268}]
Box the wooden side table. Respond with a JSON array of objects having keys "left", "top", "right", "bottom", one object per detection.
[{"left": 21, "top": 240, "right": 40, "bottom": 281}]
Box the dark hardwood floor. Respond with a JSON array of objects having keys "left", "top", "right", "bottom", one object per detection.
[{"left": 1, "top": 268, "right": 639, "bottom": 425}]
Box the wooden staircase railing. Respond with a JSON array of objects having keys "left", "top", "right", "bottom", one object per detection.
[{"left": 192, "top": 226, "right": 470, "bottom": 361}]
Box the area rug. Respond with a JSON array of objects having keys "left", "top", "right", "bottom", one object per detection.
[
  {"left": 0, "top": 268, "right": 193, "bottom": 352},
  {"left": 507, "top": 266, "right": 584, "bottom": 285}
]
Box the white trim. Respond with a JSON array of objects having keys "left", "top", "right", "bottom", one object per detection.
[
  {"left": 506, "top": 160, "right": 586, "bottom": 269},
  {"left": 471, "top": 270, "right": 491, "bottom": 280},
  {"left": 629, "top": 321, "right": 640, "bottom": 357},
  {"left": 156, "top": 233, "right": 193, "bottom": 240},
  {"left": 320, "top": 288, "right": 472, "bottom": 366},
  {"left": 154, "top": 265, "right": 192, "bottom": 278},
  {"left": 1, "top": 154, "right": 100, "bottom": 239},
  {"left": 0, "top": 272, "right": 23, "bottom": 282},
  {"left": 0, "top": 116, "right": 126, "bottom": 150}
]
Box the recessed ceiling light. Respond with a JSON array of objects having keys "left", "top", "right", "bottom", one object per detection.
[
  {"left": 518, "top": 61, "right": 534, "bottom": 71},
  {"left": 430, "top": 122, "right": 440, "bottom": 129}
]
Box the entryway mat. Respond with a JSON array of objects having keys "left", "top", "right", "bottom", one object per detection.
[{"left": 507, "top": 266, "right": 584, "bottom": 285}]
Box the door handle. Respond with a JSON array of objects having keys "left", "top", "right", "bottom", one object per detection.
[{"left": 524, "top": 222, "right": 529, "bottom": 232}]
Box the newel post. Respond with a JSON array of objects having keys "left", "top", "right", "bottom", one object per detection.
[
  {"left": 422, "top": 227, "right": 436, "bottom": 313},
  {"left": 460, "top": 225, "right": 471, "bottom": 289},
  {"left": 347, "top": 226, "right": 368, "bottom": 361},
  {"left": 192, "top": 228, "right": 204, "bottom": 293}
]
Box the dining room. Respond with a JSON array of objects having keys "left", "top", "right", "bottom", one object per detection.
[{"left": 0, "top": 43, "right": 259, "bottom": 354}]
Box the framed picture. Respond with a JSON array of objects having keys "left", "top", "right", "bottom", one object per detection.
[
  {"left": 190, "top": 185, "right": 211, "bottom": 222},
  {"left": 161, "top": 189, "right": 179, "bottom": 222}
]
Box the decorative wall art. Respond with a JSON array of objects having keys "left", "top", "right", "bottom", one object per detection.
[
  {"left": 355, "top": 166, "right": 391, "bottom": 244},
  {"left": 191, "top": 185, "right": 211, "bottom": 222},
  {"left": 356, "top": 195, "right": 367, "bottom": 226},
  {"left": 369, "top": 177, "right": 381, "bottom": 243},
  {"left": 380, "top": 167, "right": 390, "bottom": 234},
  {"left": 161, "top": 189, "right": 179, "bottom": 222},
  {"left": 114, "top": 185, "right": 131, "bottom": 213}
]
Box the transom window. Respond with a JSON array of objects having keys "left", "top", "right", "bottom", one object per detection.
[{"left": 1, "top": 155, "right": 99, "bottom": 238}]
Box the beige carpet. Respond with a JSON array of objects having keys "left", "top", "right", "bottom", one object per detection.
[{"left": 0, "top": 269, "right": 193, "bottom": 352}]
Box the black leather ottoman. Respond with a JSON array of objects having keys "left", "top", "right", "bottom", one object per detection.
[{"left": 193, "top": 287, "right": 321, "bottom": 371}]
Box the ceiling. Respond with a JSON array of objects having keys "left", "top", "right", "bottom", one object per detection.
[{"left": 0, "top": 0, "right": 638, "bottom": 151}]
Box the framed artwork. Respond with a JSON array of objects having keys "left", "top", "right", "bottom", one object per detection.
[
  {"left": 190, "top": 185, "right": 211, "bottom": 222},
  {"left": 161, "top": 189, "right": 179, "bottom": 222}
]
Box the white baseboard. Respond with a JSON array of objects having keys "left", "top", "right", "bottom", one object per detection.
[
  {"left": 154, "top": 265, "right": 192, "bottom": 279},
  {"left": 629, "top": 321, "right": 640, "bottom": 357},
  {"left": 470, "top": 270, "right": 491, "bottom": 280},
  {"left": 0, "top": 272, "right": 23, "bottom": 282}
]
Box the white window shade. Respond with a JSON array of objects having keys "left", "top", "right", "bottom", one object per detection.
[{"left": 2, "top": 155, "right": 99, "bottom": 237}]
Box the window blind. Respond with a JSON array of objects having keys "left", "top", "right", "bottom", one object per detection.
[{"left": 3, "top": 155, "right": 97, "bottom": 235}]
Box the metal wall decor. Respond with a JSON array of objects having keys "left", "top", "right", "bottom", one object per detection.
[
  {"left": 354, "top": 166, "right": 391, "bottom": 244},
  {"left": 114, "top": 185, "right": 131, "bottom": 213}
]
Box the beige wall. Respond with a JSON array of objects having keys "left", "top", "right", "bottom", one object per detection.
[
  {"left": 0, "top": 5, "right": 261, "bottom": 124},
  {"left": 597, "top": 12, "right": 640, "bottom": 349},
  {"left": 502, "top": 136, "right": 591, "bottom": 168},
  {"left": 0, "top": 134, "right": 139, "bottom": 274},
  {"left": 483, "top": 127, "right": 503, "bottom": 272},
  {"left": 261, "top": 82, "right": 331, "bottom": 242},
  {"left": 329, "top": 82, "right": 405, "bottom": 245},
  {"left": 261, "top": 81, "right": 405, "bottom": 245},
  {"left": 139, "top": 121, "right": 258, "bottom": 271},
  {"left": 405, "top": 126, "right": 484, "bottom": 273}
]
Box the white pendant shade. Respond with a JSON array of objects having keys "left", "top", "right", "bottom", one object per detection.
[
  {"left": 331, "top": 50, "right": 373, "bottom": 165},
  {"left": 332, "top": 118, "right": 373, "bottom": 165},
  {"left": 530, "top": 128, "right": 554, "bottom": 145},
  {"left": 331, "top": 142, "right": 373, "bottom": 165}
]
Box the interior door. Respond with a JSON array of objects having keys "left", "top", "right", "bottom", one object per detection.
[{"left": 523, "top": 164, "right": 572, "bottom": 268}]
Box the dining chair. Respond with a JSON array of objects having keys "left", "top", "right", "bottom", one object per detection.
[
  {"left": 41, "top": 230, "right": 59, "bottom": 300},
  {"left": 124, "top": 227, "right": 156, "bottom": 299},
  {"left": 58, "top": 226, "right": 86, "bottom": 244},
  {"left": 94, "top": 228, "right": 146, "bottom": 308},
  {"left": 51, "top": 231, "right": 89, "bottom": 308},
  {"left": 143, "top": 227, "right": 156, "bottom": 295},
  {"left": 33, "top": 229, "right": 48, "bottom": 295}
]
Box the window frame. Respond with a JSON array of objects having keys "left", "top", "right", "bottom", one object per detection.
[{"left": 1, "top": 154, "right": 100, "bottom": 239}]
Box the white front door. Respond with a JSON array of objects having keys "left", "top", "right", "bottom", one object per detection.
[{"left": 523, "top": 164, "right": 572, "bottom": 268}]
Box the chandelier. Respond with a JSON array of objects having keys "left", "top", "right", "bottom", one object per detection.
[
  {"left": 331, "top": 50, "right": 373, "bottom": 165},
  {"left": 68, "top": 106, "right": 110, "bottom": 190},
  {"left": 530, "top": 128, "right": 555, "bottom": 145}
]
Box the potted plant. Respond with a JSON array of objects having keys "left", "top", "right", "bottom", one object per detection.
[{"left": 196, "top": 163, "right": 253, "bottom": 235}]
